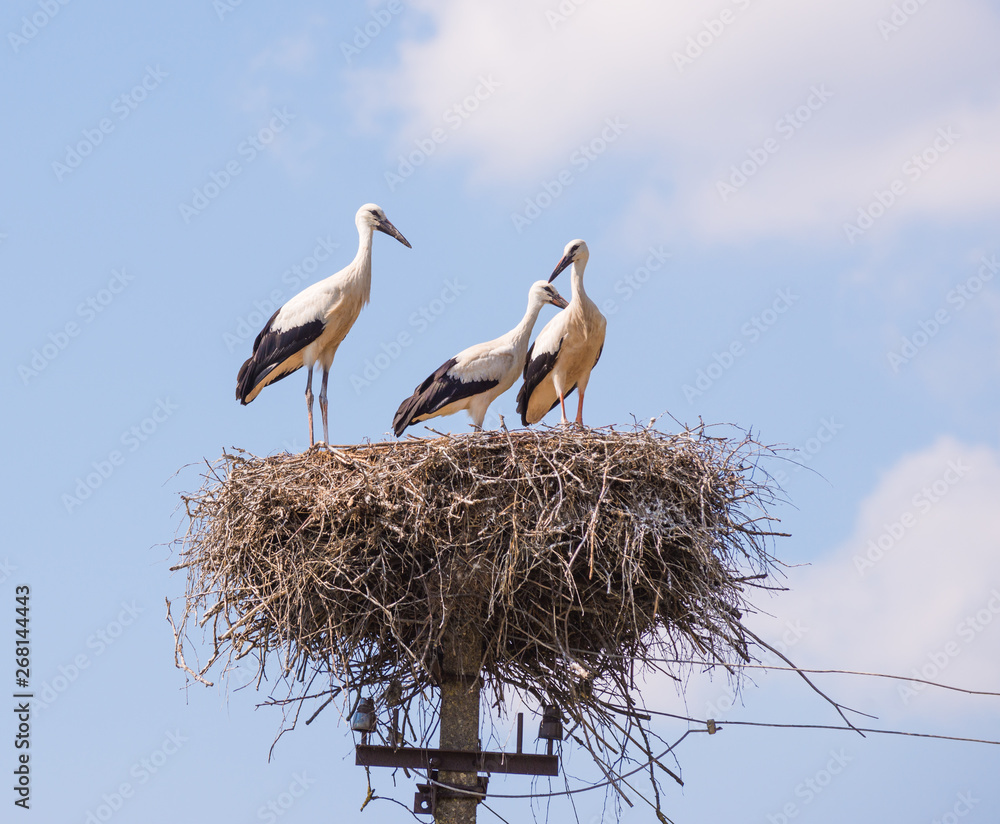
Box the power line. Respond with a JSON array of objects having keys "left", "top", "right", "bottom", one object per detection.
[
  {"left": 425, "top": 710, "right": 1000, "bottom": 804},
  {"left": 616, "top": 657, "right": 1000, "bottom": 698},
  {"left": 427, "top": 730, "right": 699, "bottom": 800}
]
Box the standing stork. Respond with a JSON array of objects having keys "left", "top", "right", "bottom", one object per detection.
[
  {"left": 392, "top": 280, "right": 568, "bottom": 436},
  {"left": 236, "top": 203, "right": 411, "bottom": 446},
  {"left": 516, "top": 240, "right": 606, "bottom": 426}
]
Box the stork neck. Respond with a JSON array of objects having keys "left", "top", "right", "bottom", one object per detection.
[
  {"left": 570, "top": 262, "right": 588, "bottom": 303},
  {"left": 341, "top": 225, "right": 374, "bottom": 303},
  {"left": 511, "top": 297, "right": 546, "bottom": 348},
  {"left": 353, "top": 226, "right": 375, "bottom": 274}
]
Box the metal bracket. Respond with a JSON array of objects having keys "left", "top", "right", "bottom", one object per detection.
[
  {"left": 357, "top": 744, "right": 558, "bottom": 776},
  {"left": 413, "top": 773, "right": 489, "bottom": 816},
  {"left": 413, "top": 782, "right": 435, "bottom": 816},
  {"left": 369, "top": 710, "right": 562, "bottom": 815}
]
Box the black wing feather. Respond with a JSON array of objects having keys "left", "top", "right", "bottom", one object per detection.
[
  {"left": 236, "top": 311, "right": 325, "bottom": 404},
  {"left": 521, "top": 341, "right": 536, "bottom": 381},
  {"left": 393, "top": 357, "right": 499, "bottom": 436},
  {"left": 516, "top": 336, "right": 569, "bottom": 426}
]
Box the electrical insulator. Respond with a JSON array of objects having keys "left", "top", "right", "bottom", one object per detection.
[
  {"left": 351, "top": 697, "right": 376, "bottom": 733},
  {"left": 538, "top": 705, "right": 562, "bottom": 741}
]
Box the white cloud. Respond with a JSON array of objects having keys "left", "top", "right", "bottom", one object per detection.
[
  {"left": 755, "top": 436, "right": 1000, "bottom": 716},
  {"left": 356, "top": 0, "right": 1000, "bottom": 241}
]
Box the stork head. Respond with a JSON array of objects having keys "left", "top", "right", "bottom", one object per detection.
[
  {"left": 528, "top": 279, "right": 569, "bottom": 309},
  {"left": 357, "top": 203, "right": 412, "bottom": 248},
  {"left": 549, "top": 239, "right": 589, "bottom": 283}
]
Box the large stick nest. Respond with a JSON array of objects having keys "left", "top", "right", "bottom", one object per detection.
[{"left": 170, "top": 424, "right": 786, "bottom": 815}]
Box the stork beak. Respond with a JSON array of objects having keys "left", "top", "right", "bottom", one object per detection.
[
  {"left": 376, "top": 217, "right": 412, "bottom": 248},
  {"left": 550, "top": 289, "right": 569, "bottom": 309},
  {"left": 548, "top": 253, "right": 573, "bottom": 283}
]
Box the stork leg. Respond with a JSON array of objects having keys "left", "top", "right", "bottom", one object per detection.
[
  {"left": 319, "top": 366, "right": 330, "bottom": 445},
  {"left": 558, "top": 391, "right": 569, "bottom": 425},
  {"left": 305, "top": 367, "right": 315, "bottom": 447},
  {"left": 470, "top": 408, "right": 485, "bottom": 433},
  {"left": 575, "top": 386, "right": 585, "bottom": 426}
]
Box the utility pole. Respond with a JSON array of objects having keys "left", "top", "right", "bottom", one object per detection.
[
  {"left": 436, "top": 622, "right": 482, "bottom": 824},
  {"left": 352, "top": 580, "right": 557, "bottom": 817}
]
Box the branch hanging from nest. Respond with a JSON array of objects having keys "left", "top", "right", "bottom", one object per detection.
[{"left": 170, "top": 423, "right": 788, "bottom": 819}]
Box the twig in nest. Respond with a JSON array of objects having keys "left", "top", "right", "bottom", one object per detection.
[{"left": 170, "top": 423, "right": 788, "bottom": 821}]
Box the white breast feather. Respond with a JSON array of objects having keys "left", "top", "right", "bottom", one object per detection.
[
  {"left": 273, "top": 280, "right": 345, "bottom": 331},
  {"left": 451, "top": 344, "right": 515, "bottom": 385},
  {"left": 531, "top": 310, "right": 569, "bottom": 359}
]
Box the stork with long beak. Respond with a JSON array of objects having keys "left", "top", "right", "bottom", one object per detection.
[
  {"left": 236, "top": 203, "right": 411, "bottom": 445},
  {"left": 393, "top": 280, "right": 568, "bottom": 435},
  {"left": 516, "top": 239, "right": 606, "bottom": 426}
]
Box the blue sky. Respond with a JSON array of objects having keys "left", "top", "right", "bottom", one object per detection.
[{"left": 4, "top": 0, "right": 1000, "bottom": 821}]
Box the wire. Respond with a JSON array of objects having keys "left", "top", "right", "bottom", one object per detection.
[
  {"left": 717, "top": 720, "right": 1000, "bottom": 746},
  {"left": 561, "top": 646, "right": 1000, "bottom": 698},
  {"left": 422, "top": 709, "right": 1000, "bottom": 804},
  {"left": 427, "top": 729, "right": 699, "bottom": 800},
  {"left": 591, "top": 657, "right": 1000, "bottom": 698},
  {"left": 631, "top": 706, "right": 1000, "bottom": 747},
  {"left": 481, "top": 801, "right": 513, "bottom": 823},
  {"left": 362, "top": 660, "right": 1000, "bottom": 807}
]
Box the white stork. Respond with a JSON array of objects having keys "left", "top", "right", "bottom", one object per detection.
[
  {"left": 392, "top": 280, "right": 568, "bottom": 436},
  {"left": 236, "top": 203, "right": 411, "bottom": 446},
  {"left": 516, "top": 239, "right": 606, "bottom": 426}
]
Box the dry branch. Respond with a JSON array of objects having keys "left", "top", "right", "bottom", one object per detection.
[{"left": 170, "top": 423, "right": 787, "bottom": 817}]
